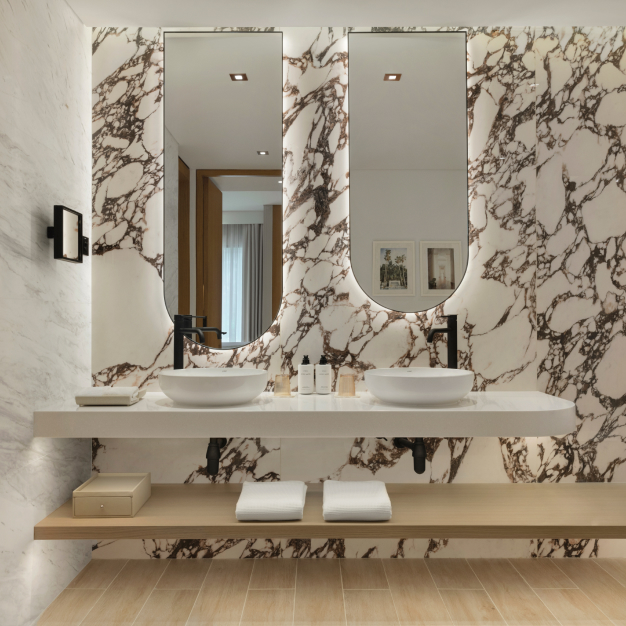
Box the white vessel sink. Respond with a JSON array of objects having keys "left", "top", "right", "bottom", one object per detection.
[
  {"left": 365, "top": 367, "right": 474, "bottom": 406},
  {"left": 159, "top": 368, "right": 268, "bottom": 407}
]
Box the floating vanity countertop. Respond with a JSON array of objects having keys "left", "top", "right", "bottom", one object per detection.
[{"left": 34, "top": 391, "right": 575, "bottom": 438}]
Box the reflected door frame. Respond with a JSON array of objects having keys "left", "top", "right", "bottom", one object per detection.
[{"left": 195, "top": 169, "right": 282, "bottom": 348}]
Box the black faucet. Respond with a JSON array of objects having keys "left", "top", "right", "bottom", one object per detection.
[
  {"left": 173, "top": 315, "right": 226, "bottom": 370},
  {"left": 426, "top": 314, "right": 457, "bottom": 369}
]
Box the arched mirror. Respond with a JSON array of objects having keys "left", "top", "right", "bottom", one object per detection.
[
  {"left": 163, "top": 32, "right": 283, "bottom": 348},
  {"left": 348, "top": 32, "right": 468, "bottom": 313}
]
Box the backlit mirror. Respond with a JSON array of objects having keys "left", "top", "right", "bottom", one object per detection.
[
  {"left": 163, "top": 32, "right": 283, "bottom": 348},
  {"left": 348, "top": 32, "right": 468, "bottom": 313}
]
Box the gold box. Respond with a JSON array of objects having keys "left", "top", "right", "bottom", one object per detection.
[{"left": 73, "top": 473, "right": 151, "bottom": 518}]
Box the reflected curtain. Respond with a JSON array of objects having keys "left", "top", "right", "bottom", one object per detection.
[
  {"left": 222, "top": 225, "right": 244, "bottom": 344},
  {"left": 242, "top": 224, "right": 263, "bottom": 343},
  {"left": 222, "top": 224, "right": 263, "bottom": 346}
]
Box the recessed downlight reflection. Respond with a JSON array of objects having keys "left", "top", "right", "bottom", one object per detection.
[
  {"left": 229, "top": 73, "right": 248, "bottom": 81},
  {"left": 383, "top": 73, "right": 402, "bottom": 81},
  {"left": 257, "top": 150, "right": 269, "bottom": 156}
]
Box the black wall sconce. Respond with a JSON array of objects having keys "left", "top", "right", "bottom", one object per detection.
[{"left": 47, "top": 205, "right": 89, "bottom": 263}]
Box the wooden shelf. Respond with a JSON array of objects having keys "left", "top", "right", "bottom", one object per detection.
[{"left": 34, "top": 483, "right": 626, "bottom": 540}]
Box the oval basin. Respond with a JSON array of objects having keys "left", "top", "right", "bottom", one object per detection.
[
  {"left": 159, "top": 368, "right": 268, "bottom": 407},
  {"left": 365, "top": 367, "right": 474, "bottom": 406}
]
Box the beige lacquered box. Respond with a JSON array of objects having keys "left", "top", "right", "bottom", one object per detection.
[{"left": 73, "top": 473, "right": 151, "bottom": 518}]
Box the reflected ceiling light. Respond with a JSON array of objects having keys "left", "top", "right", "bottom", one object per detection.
[
  {"left": 278, "top": 179, "right": 283, "bottom": 183},
  {"left": 257, "top": 150, "right": 269, "bottom": 156},
  {"left": 384, "top": 74, "right": 402, "bottom": 81},
  {"left": 230, "top": 73, "right": 248, "bottom": 81}
]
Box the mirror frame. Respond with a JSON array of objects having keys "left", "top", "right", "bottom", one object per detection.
[
  {"left": 347, "top": 31, "right": 470, "bottom": 314},
  {"left": 162, "top": 30, "right": 285, "bottom": 349}
]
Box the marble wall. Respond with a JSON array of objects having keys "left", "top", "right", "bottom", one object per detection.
[
  {"left": 0, "top": 0, "right": 92, "bottom": 623},
  {"left": 91, "top": 26, "right": 626, "bottom": 559}
]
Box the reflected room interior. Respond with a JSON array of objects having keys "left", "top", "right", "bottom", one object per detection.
[{"left": 163, "top": 32, "right": 283, "bottom": 348}]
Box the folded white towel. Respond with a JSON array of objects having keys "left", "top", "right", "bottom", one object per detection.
[
  {"left": 75, "top": 386, "right": 146, "bottom": 406},
  {"left": 236, "top": 481, "right": 307, "bottom": 521},
  {"left": 323, "top": 480, "right": 392, "bottom": 521}
]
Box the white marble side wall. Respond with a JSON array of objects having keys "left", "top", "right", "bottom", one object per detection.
[
  {"left": 0, "top": 0, "right": 92, "bottom": 623},
  {"left": 91, "top": 27, "right": 626, "bottom": 559}
]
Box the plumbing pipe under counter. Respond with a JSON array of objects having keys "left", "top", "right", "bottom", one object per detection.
[{"left": 34, "top": 391, "right": 575, "bottom": 439}]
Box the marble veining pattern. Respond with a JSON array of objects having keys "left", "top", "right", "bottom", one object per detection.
[
  {"left": 91, "top": 26, "right": 626, "bottom": 560},
  {"left": 1, "top": 0, "right": 93, "bottom": 623}
]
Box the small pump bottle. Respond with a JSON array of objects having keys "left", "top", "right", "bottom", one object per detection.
[
  {"left": 298, "top": 355, "right": 314, "bottom": 395},
  {"left": 315, "top": 355, "right": 332, "bottom": 395}
]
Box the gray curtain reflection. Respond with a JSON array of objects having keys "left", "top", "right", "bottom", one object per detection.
[
  {"left": 222, "top": 223, "right": 263, "bottom": 346},
  {"left": 242, "top": 224, "right": 263, "bottom": 343}
]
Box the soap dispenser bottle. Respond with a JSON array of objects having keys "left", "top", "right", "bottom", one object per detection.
[
  {"left": 315, "top": 355, "right": 332, "bottom": 395},
  {"left": 298, "top": 355, "right": 314, "bottom": 395}
]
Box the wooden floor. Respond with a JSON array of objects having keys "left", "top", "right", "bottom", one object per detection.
[{"left": 37, "top": 557, "right": 626, "bottom": 625}]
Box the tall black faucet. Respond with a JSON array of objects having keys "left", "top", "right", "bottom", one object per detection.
[
  {"left": 173, "top": 315, "right": 226, "bottom": 369},
  {"left": 426, "top": 314, "right": 457, "bottom": 369}
]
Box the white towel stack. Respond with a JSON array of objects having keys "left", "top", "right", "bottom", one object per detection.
[
  {"left": 236, "top": 481, "right": 308, "bottom": 521},
  {"left": 323, "top": 480, "right": 392, "bottom": 521},
  {"left": 75, "top": 386, "right": 146, "bottom": 406}
]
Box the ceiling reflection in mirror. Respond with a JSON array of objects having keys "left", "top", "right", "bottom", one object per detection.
[
  {"left": 349, "top": 32, "right": 468, "bottom": 313},
  {"left": 163, "top": 32, "right": 283, "bottom": 348}
]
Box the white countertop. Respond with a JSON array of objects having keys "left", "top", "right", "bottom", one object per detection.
[{"left": 33, "top": 391, "right": 576, "bottom": 438}]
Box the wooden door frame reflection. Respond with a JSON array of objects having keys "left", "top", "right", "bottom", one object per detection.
[{"left": 195, "top": 169, "right": 282, "bottom": 349}]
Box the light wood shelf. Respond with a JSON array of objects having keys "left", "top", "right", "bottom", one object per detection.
[{"left": 34, "top": 483, "right": 626, "bottom": 540}]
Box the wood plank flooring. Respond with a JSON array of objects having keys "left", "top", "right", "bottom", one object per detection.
[{"left": 37, "top": 558, "right": 626, "bottom": 625}]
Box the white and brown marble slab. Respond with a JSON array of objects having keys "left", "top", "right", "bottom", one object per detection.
[{"left": 90, "top": 26, "right": 626, "bottom": 560}]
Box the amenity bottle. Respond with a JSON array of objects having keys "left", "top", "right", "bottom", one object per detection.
[
  {"left": 298, "top": 355, "right": 314, "bottom": 395},
  {"left": 315, "top": 355, "right": 332, "bottom": 395}
]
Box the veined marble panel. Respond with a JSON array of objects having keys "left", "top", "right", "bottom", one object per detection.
[{"left": 91, "top": 26, "right": 626, "bottom": 560}]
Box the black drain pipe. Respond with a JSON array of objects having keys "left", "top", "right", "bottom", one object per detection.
[
  {"left": 393, "top": 437, "right": 426, "bottom": 474},
  {"left": 206, "top": 438, "right": 227, "bottom": 475}
]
